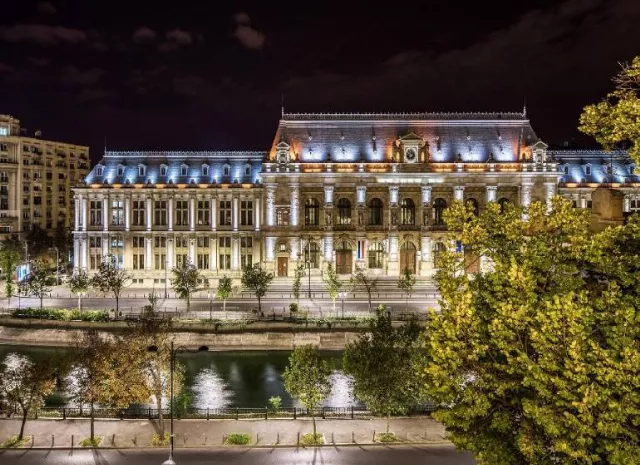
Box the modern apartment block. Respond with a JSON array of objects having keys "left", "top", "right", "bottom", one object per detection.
[{"left": 0, "top": 114, "right": 90, "bottom": 237}]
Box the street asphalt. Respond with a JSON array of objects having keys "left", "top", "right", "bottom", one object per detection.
[{"left": 0, "top": 445, "right": 476, "bottom": 464}]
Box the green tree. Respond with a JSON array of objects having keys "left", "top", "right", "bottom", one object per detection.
[
  {"left": 24, "top": 260, "right": 55, "bottom": 310},
  {"left": 52, "top": 226, "right": 72, "bottom": 271},
  {"left": 0, "top": 353, "right": 57, "bottom": 441},
  {"left": 397, "top": 267, "right": 416, "bottom": 311},
  {"left": 69, "top": 270, "right": 90, "bottom": 313},
  {"left": 67, "top": 330, "right": 150, "bottom": 442},
  {"left": 216, "top": 275, "right": 233, "bottom": 318},
  {"left": 322, "top": 263, "right": 341, "bottom": 313},
  {"left": 282, "top": 345, "right": 332, "bottom": 438},
  {"left": 90, "top": 254, "right": 131, "bottom": 314},
  {"left": 343, "top": 314, "right": 424, "bottom": 434},
  {"left": 241, "top": 263, "right": 273, "bottom": 315},
  {"left": 171, "top": 259, "right": 200, "bottom": 313},
  {"left": 24, "top": 225, "right": 50, "bottom": 260},
  {"left": 292, "top": 262, "right": 304, "bottom": 303},
  {"left": 349, "top": 268, "right": 378, "bottom": 313},
  {"left": 422, "top": 197, "right": 640, "bottom": 465},
  {"left": 0, "top": 235, "right": 23, "bottom": 307},
  {"left": 580, "top": 56, "right": 640, "bottom": 165}
]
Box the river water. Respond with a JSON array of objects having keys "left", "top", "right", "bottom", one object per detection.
[{"left": 0, "top": 346, "right": 361, "bottom": 409}]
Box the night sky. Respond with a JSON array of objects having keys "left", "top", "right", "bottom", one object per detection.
[{"left": 1, "top": 0, "right": 639, "bottom": 163}]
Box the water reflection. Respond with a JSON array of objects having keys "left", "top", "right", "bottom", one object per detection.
[{"left": 191, "top": 363, "right": 233, "bottom": 409}]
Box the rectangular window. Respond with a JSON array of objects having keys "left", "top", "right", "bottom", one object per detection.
[
  {"left": 240, "top": 236, "right": 252, "bottom": 268},
  {"left": 218, "top": 236, "right": 231, "bottom": 270},
  {"left": 197, "top": 200, "right": 210, "bottom": 226},
  {"left": 111, "top": 200, "right": 124, "bottom": 225},
  {"left": 175, "top": 200, "right": 188, "bottom": 226},
  {"left": 154, "top": 200, "right": 167, "bottom": 226},
  {"left": 154, "top": 254, "right": 166, "bottom": 270},
  {"left": 197, "top": 236, "right": 209, "bottom": 248},
  {"left": 197, "top": 254, "right": 209, "bottom": 269},
  {"left": 240, "top": 200, "right": 253, "bottom": 226},
  {"left": 154, "top": 236, "right": 167, "bottom": 248},
  {"left": 175, "top": 235, "right": 188, "bottom": 267},
  {"left": 219, "top": 200, "right": 231, "bottom": 226},
  {"left": 132, "top": 254, "right": 145, "bottom": 270},
  {"left": 132, "top": 200, "right": 145, "bottom": 226},
  {"left": 109, "top": 235, "right": 124, "bottom": 268}
]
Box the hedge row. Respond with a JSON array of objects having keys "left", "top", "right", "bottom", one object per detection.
[{"left": 11, "top": 308, "right": 110, "bottom": 322}]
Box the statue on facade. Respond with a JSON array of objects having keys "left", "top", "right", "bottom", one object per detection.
[
  {"left": 391, "top": 211, "right": 397, "bottom": 225},
  {"left": 423, "top": 208, "right": 430, "bottom": 226},
  {"left": 325, "top": 211, "right": 332, "bottom": 225},
  {"left": 358, "top": 210, "right": 363, "bottom": 226}
]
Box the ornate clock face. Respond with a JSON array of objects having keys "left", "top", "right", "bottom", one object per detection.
[{"left": 405, "top": 148, "right": 417, "bottom": 163}]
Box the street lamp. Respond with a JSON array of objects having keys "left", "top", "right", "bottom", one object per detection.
[
  {"left": 148, "top": 342, "right": 209, "bottom": 465},
  {"left": 338, "top": 291, "right": 346, "bottom": 319}
]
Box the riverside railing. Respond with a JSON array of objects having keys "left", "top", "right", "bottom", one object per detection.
[{"left": 4, "top": 405, "right": 437, "bottom": 421}]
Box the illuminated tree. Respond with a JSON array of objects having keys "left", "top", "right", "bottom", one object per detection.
[
  {"left": 241, "top": 263, "right": 273, "bottom": 315},
  {"left": 90, "top": 254, "right": 130, "bottom": 314},
  {"left": 171, "top": 259, "right": 200, "bottom": 313},
  {"left": 69, "top": 270, "right": 90, "bottom": 313},
  {"left": 350, "top": 268, "right": 378, "bottom": 313},
  {"left": 0, "top": 235, "right": 22, "bottom": 307},
  {"left": 216, "top": 275, "right": 233, "bottom": 319},
  {"left": 322, "top": 263, "right": 341, "bottom": 313},
  {"left": 24, "top": 260, "right": 55, "bottom": 310},
  {"left": 397, "top": 267, "right": 416, "bottom": 311}
]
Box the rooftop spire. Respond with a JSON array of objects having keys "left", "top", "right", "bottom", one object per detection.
[{"left": 523, "top": 96, "right": 527, "bottom": 118}]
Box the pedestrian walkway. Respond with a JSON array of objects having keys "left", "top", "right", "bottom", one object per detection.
[{"left": 0, "top": 417, "right": 447, "bottom": 448}]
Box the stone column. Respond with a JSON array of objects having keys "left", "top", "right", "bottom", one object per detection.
[
  {"left": 356, "top": 185, "right": 366, "bottom": 205},
  {"left": 420, "top": 235, "right": 432, "bottom": 276},
  {"left": 145, "top": 237, "right": 152, "bottom": 270},
  {"left": 232, "top": 236, "right": 239, "bottom": 270},
  {"left": 388, "top": 235, "right": 399, "bottom": 276},
  {"left": 544, "top": 182, "right": 556, "bottom": 213},
  {"left": 454, "top": 186, "right": 465, "bottom": 202},
  {"left": 189, "top": 196, "right": 196, "bottom": 232},
  {"left": 232, "top": 195, "right": 239, "bottom": 232},
  {"left": 254, "top": 195, "right": 261, "bottom": 231},
  {"left": 80, "top": 237, "right": 87, "bottom": 271},
  {"left": 324, "top": 185, "right": 334, "bottom": 206},
  {"left": 623, "top": 196, "right": 631, "bottom": 213},
  {"left": 125, "top": 197, "right": 131, "bottom": 231},
  {"left": 266, "top": 185, "right": 276, "bottom": 226},
  {"left": 189, "top": 237, "right": 196, "bottom": 264},
  {"left": 146, "top": 197, "right": 152, "bottom": 232},
  {"left": 323, "top": 234, "right": 334, "bottom": 263},
  {"left": 210, "top": 235, "right": 217, "bottom": 270},
  {"left": 486, "top": 186, "right": 497, "bottom": 203},
  {"left": 289, "top": 237, "right": 300, "bottom": 264},
  {"left": 74, "top": 197, "right": 80, "bottom": 231},
  {"left": 102, "top": 197, "right": 108, "bottom": 232},
  {"left": 521, "top": 183, "right": 533, "bottom": 220},
  {"left": 166, "top": 237, "right": 174, "bottom": 269},
  {"left": 265, "top": 236, "right": 276, "bottom": 271},
  {"left": 290, "top": 184, "right": 300, "bottom": 227},
  {"left": 421, "top": 185, "right": 432, "bottom": 204},
  {"left": 211, "top": 196, "right": 217, "bottom": 231},
  {"left": 168, "top": 198, "right": 173, "bottom": 232},
  {"left": 73, "top": 236, "right": 80, "bottom": 269},
  {"left": 102, "top": 234, "right": 109, "bottom": 257}
]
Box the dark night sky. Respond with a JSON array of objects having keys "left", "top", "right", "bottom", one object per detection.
[{"left": 1, "top": 0, "right": 639, "bottom": 163}]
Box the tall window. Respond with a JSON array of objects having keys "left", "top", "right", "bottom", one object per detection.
[
  {"left": 154, "top": 200, "right": 167, "bottom": 226},
  {"left": 110, "top": 235, "right": 124, "bottom": 268},
  {"left": 219, "top": 200, "right": 232, "bottom": 226},
  {"left": 175, "top": 236, "right": 188, "bottom": 267},
  {"left": 585, "top": 164, "right": 592, "bottom": 176},
  {"left": 89, "top": 236, "right": 102, "bottom": 270},
  {"left": 197, "top": 236, "right": 209, "bottom": 269},
  {"left": 240, "top": 236, "right": 252, "bottom": 268},
  {"left": 180, "top": 165, "right": 188, "bottom": 176},
  {"left": 240, "top": 200, "right": 253, "bottom": 226},
  {"left": 111, "top": 200, "right": 124, "bottom": 225},
  {"left": 276, "top": 208, "right": 289, "bottom": 226},
  {"left": 337, "top": 198, "right": 351, "bottom": 225},
  {"left": 304, "top": 242, "right": 320, "bottom": 268},
  {"left": 160, "top": 165, "right": 167, "bottom": 176},
  {"left": 154, "top": 236, "right": 166, "bottom": 270},
  {"left": 368, "top": 198, "right": 383, "bottom": 225},
  {"left": 433, "top": 242, "right": 446, "bottom": 268},
  {"left": 197, "top": 200, "right": 210, "bottom": 226},
  {"left": 244, "top": 165, "right": 251, "bottom": 176},
  {"left": 400, "top": 198, "right": 415, "bottom": 225},
  {"left": 219, "top": 236, "right": 231, "bottom": 269},
  {"left": 132, "top": 236, "right": 145, "bottom": 270},
  {"left": 467, "top": 198, "right": 479, "bottom": 216},
  {"left": 434, "top": 198, "right": 447, "bottom": 225},
  {"left": 132, "top": 200, "right": 145, "bottom": 226},
  {"left": 202, "top": 165, "right": 209, "bottom": 176},
  {"left": 89, "top": 200, "right": 102, "bottom": 226},
  {"left": 223, "top": 165, "right": 230, "bottom": 177},
  {"left": 305, "top": 198, "right": 319, "bottom": 226},
  {"left": 175, "top": 200, "right": 188, "bottom": 226},
  {"left": 368, "top": 242, "right": 384, "bottom": 269},
  {"left": 630, "top": 198, "right": 640, "bottom": 212},
  {"left": 138, "top": 165, "right": 146, "bottom": 176}
]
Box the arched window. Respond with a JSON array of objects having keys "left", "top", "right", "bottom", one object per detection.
[
  {"left": 585, "top": 164, "right": 592, "bottom": 176},
  {"left": 116, "top": 164, "right": 124, "bottom": 176},
  {"left": 401, "top": 198, "right": 415, "bottom": 225},
  {"left": 305, "top": 198, "right": 319, "bottom": 226},
  {"left": 138, "top": 164, "right": 146, "bottom": 177},
  {"left": 498, "top": 197, "right": 511, "bottom": 213},
  {"left": 368, "top": 198, "right": 383, "bottom": 225},
  {"left": 160, "top": 164, "right": 167, "bottom": 176},
  {"left": 433, "top": 242, "right": 446, "bottom": 268},
  {"left": 562, "top": 165, "right": 569, "bottom": 175},
  {"left": 223, "top": 164, "right": 230, "bottom": 177},
  {"left": 434, "top": 198, "right": 447, "bottom": 225},
  {"left": 304, "top": 242, "right": 320, "bottom": 268},
  {"left": 337, "top": 198, "right": 351, "bottom": 225},
  {"left": 368, "top": 242, "right": 384, "bottom": 269},
  {"left": 180, "top": 164, "right": 188, "bottom": 176},
  {"left": 202, "top": 164, "right": 209, "bottom": 176},
  {"left": 95, "top": 165, "right": 103, "bottom": 176},
  {"left": 245, "top": 164, "right": 251, "bottom": 176},
  {"left": 467, "top": 198, "right": 479, "bottom": 216}
]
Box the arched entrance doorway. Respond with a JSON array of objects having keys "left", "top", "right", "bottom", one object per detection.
[
  {"left": 335, "top": 241, "right": 353, "bottom": 274},
  {"left": 400, "top": 242, "right": 416, "bottom": 274}
]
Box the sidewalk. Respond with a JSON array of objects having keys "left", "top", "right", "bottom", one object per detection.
[{"left": 0, "top": 417, "right": 447, "bottom": 448}]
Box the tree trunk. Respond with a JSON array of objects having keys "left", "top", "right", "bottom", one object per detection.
[
  {"left": 90, "top": 404, "right": 95, "bottom": 441},
  {"left": 387, "top": 411, "right": 390, "bottom": 434},
  {"left": 79, "top": 295, "right": 82, "bottom": 314},
  {"left": 257, "top": 294, "right": 261, "bottom": 314},
  {"left": 406, "top": 294, "right": 408, "bottom": 312},
  {"left": 156, "top": 386, "right": 164, "bottom": 437},
  {"left": 187, "top": 294, "right": 190, "bottom": 313},
  {"left": 367, "top": 289, "right": 372, "bottom": 313},
  {"left": 40, "top": 293, "right": 44, "bottom": 310},
  {"left": 223, "top": 299, "right": 227, "bottom": 319},
  {"left": 312, "top": 412, "right": 316, "bottom": 437},
  {"left": 115, "top": 293, "right": 119, "bottom": 313},
  {"left": 19, "top": 409, "right": 27, "bottom": 440},
  {"left": 332, "top": 297, "right": 336, "bottom": 313}
]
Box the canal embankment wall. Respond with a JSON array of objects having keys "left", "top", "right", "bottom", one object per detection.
[{"left": 0, "top": 319, "right": 373, "bottom": 350}]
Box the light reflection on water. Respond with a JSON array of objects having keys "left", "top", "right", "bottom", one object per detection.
[{"left": 191, "top": 363, "right": 234, "bottom": 409}]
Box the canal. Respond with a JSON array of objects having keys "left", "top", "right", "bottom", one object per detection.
[{"left": 0, "top": 346, "right": 361, "bottom": 409}]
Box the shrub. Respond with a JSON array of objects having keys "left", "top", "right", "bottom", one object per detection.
[
  {"left": 268, "top": 396, "right": 282, "bottom": 412},
  {"left": 289, "top": 302, "right": 299, "bottom": 312},
  {"left": 376, "top": 432, "right": 398, "bottom": 443},
  {"left": 224, "top": 433, "right": 250, "bottom": 445},
  {"left": 79, "top": 437, "right": 102, "bottom": 447},
  {"left": 151, "top": 433, "right": 170, "bottom": 446},
  {"left": 10, "top": 308, "right": 109, "bottom": 322},
  {"left": 1, "top": 436, "right": 31, "bottom": 448},
  {"left": 300, "top": 433, "right": 324, "bottom": 446}
]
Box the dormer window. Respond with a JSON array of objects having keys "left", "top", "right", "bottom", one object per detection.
[
  {"left": 202, "top": 164, "right": 209, "bottom": 176},
  {"left": 181, "top": 164, "right": 188, "bottom": 176},
  {"left": 160, "top": 164, "right": 168, "bottom": 176},
  {"left": 603, "top": 165, "right": 609, "bottom": 175},
  {"left": 95, "top": 165, "right": 104, "bottom": 176},
  {"left": 223, "top": 164, "right": 231, "bottom": 177},
  {"left": 138, "top": 164, "right": 146, "bottom": 176},
  {"left": 585, "top": 164, "right": 591, "bottom": 176},
  {"left": 116, "top": 165, "right": 124, "bottom": 176},
  {"left": 562, "top": 165, "right": 569, "bottom": 175},
  {"left": 244, "top": 164, "right": 251, "bottom": 176}
]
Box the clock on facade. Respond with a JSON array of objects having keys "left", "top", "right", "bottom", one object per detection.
[{"left": 405, "top": 148, "right": 417, "bottom": 163}]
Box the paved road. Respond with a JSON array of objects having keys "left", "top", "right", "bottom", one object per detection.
[{"left": 0, "top": 445, "right": 475, "bottom": 464}]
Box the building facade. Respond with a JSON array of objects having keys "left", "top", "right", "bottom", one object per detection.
[
  {"left": 73, "top": 111, "right": 639, "bottom": 285},
  {"left": 0, "top": 114, "right": 90, "bottom": 236}
]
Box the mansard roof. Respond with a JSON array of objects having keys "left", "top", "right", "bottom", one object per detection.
[
  {"left": 552, "top": 150, "right": 639, "bottom": 184},
  {"left": 84, "top": 150, "right": 266, "bottom": 185},
  {"left": 270, "top": 111, "right": 538, "bottom": 164}
]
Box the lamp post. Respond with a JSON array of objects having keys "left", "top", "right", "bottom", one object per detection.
[
  {"left": 306, "top": 237, "right": 311, "bottom": 299},
  {"left": 338, "top": 291, "right": 346, "bottom": 319},
  {"left": 148, "top": 342, "right": 209, "bottom": 465}
]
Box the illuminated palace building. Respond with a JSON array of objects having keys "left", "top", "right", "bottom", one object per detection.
[{"left": 73, "top": 111, "right": 639, "bottom": 285}]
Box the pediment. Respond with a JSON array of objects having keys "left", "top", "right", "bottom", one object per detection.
[{"left": 398, "top": 132, "right": 423, "bottom": 143}]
